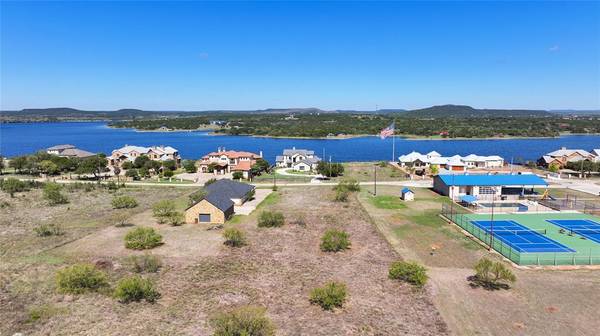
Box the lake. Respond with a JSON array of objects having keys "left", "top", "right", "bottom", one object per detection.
[{"left": 1, "top": 122, "right": 599, "bottom": 163}]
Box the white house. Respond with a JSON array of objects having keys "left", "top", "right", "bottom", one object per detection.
[
  {"left": 276, "top": 148, "right": 321, "bottom": 171},
  {"left": 398, "top": 151, "right": 504, "bottom": 171}
]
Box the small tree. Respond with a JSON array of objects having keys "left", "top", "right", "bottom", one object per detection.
[
  {"left": 210, "top": 306, "right": 275, "bottom": 336},
  {"left": 114, "top": 276, "right": 160, "bottom": 303},
  {"left": 388, "top": 261, "right": 428, "bottom": 287},
  {"left": 166, "top": 211, "right": 184, "bottom": 226},
  {"left": 43, "top": 182, "right": 68, "bottom": 205},
  {"left": 125, "top": 168, "right": 139, "bottom": 180},
  {"left": 182, "top": 160, "right": 197, "bottom": 173},
  {"left": 162, "top": 169, "right": 174, "bottom": 178},
  {"left": 334, "top": 178, "right": 360, "bottom": 192},
  {"left": 40, "top": 160, "right": 60, "bottom": 175},
  {"left": 112, "top": 195, "right": 138, "bottom": 209},
  {"left": 470, "top": 258, "right": 516, "bottom": 290},
  {"left": 188, "top": 189, "right": 207, "bottom": 206},
  {"left": 333, "top": 189, "right": 349, "bottom": 202},
  {"left": 320, "top": 229, "right": 350, "bottom": 252},
  {"left": 257, "top": 211, "right": 284, "bottom": 228},
  {"left": 152, "top": 200, "right": 177, "bottom": 224},
  {"left": 548, "top": 162, "right": 560, "bottom": 173},
  {"left": 55, "top": 264, "right": 109, "bottom": 294},
  {"left": 309, "top": 281, "right": 347, "bottom": 311},
  {"left": 223, "top": 227, "right": 246, "bottom": 247},
  {"left": 232, "top": 171, "right": 244, "bottom": 180},
  {"left": 122, "top": 161, "right": 134, "bottom": 170},
  {"left": 124, "top": 227, "right": 163, "bottom": 250},
  {"left": 430, "top": 164, "right": 439, "bottom": 175}
]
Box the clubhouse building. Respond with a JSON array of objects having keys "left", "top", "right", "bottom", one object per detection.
[{"left": 433, "top": 173, "right": 548, "bottom": 201}]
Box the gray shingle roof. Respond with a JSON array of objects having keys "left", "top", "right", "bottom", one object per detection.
[
  {"left": 204, "top": 179, "right": 255, "bottom": 200},
  {"left": 204, "top": 192, "right": 234, "bottom": 212},
  {"left": 47, "top": 144, "right": 75, "bottom": 151},
  {"left": 282, "top": 149, "right": 315, "bottom": 156}
]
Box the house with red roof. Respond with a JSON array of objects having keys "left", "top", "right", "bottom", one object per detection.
[{"left": 198, "top": 147, "right": 262, "bottom": 179}]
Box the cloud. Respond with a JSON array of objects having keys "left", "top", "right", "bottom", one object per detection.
[
  {"left": 199, "top": 52, "right": 209, "bottom": 59},
  {"left": 548, "top": 45, "right": 560, "bottom": 52}
]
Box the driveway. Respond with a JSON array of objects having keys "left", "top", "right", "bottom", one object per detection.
[
  {"left": 275, "top": 167, "right": 317, "bottom": 177},
  {"left": 175, "top": 172, "right": 233, "bottom": 184},
  {"left": 235, "top": 188, "right": 272, "bottom": 215}
]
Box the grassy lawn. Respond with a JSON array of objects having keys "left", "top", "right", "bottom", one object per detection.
[
  {"left": 537, "top": 187, "right": 596, "bottom": 199},
  {"left": 369, "top": 195, "right": 407, "bottom": 209},
  {"left": 341, "top": 162, "right": 406, "bottom": 182}
]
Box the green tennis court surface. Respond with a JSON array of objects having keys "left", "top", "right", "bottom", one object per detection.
[{"left": 441, "top": 208, "right": 600, "bottom": 266}]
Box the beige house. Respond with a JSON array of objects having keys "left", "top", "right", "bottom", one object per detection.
[
  {"left": 109, "top": 145, "right": 180, "bottom": 168},
  {"left": 46, "top": 144, "right": 95, "bottom": 158},
  {"left": 275, "top": 148, "right": 321, "bottom": 171},
  {"left": 185, "top": 179, "right": 255, "bottom": 224},
  {"left": 537, "top": 147, "right": 595, "bottom": 168},
  {"left": 198, "top": 148, "right": 262, "bottom": 179}
]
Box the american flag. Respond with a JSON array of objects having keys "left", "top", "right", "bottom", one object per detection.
[{"left": 379, "top": 121, "right": 395, "bottom": 139}]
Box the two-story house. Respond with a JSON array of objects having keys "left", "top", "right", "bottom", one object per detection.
[
  {"left": 110, "top": 145, "right": 181, "bottom": 168},
  {"left": 198, "top": 147, "right": 262, "bottom": 179},
  {"left": 275, "top": 147, "right": 321, "bottom": 171},
  {"left": 537, "top": 147, "right": 595, "bottom": 168}
]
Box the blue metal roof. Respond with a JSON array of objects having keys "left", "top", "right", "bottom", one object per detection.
[
  {"left": 437, "top": 174, "right": 547, "bottom": 186},
  {"left": 401, "top": 187, "right": 413, "bottom": 194}
]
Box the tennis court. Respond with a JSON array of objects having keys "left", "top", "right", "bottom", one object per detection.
[
  {"left": 441, "top": 204, "right": 600, "bottom": 265},
  {"left": 471, "top": 220, "right": 574, "bottom": 253},
  {"left": 547, "top": 219, "right": 600, "bottom": 244}
]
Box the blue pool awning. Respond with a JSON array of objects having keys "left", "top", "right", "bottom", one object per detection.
[{"left": 460, "top": 195, "right": 478, "bottom": 204}]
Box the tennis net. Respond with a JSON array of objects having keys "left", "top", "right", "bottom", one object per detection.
[{"left": 484, "top": 229, "right": 547, "bottom": 236}]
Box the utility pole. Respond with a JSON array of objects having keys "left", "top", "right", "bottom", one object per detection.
[
  {"left": 489, "top": 194, "right": 495, "bottom": 251},
  {"left": 374, "top": 164, "right": 377, "bottom": 195}
]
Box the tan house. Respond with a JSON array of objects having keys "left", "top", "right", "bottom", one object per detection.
[
  {"left": 537, "top": 147, "right": 595, "bottom": 168},
  {"left": 185, "top": 179, "right": 255, "bottom": 224},
  {"left": 198, "top": 147, "right": 262, "bottom": 179},
  {"left": 109, "top": 145, "right": 181, "bottom": 168},
  {"left": 46, "top": 144, "right": 95, "bottom": 158}
]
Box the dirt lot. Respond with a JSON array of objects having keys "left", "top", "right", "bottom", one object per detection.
[
  {"left": 358, "top": 186, "right": 600, "bottom": 336},
  {"left": 1, "top": 184, "right": 447, "bottom": 335}
]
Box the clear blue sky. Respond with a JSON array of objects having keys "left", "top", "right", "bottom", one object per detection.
[{"left": 1, "top": 1, "right": 599, "bottom": 111}]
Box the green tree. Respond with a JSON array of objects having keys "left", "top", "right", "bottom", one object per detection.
[
  {"left": 251, "top": 158, "right": 270, "bottom": 176},
  {"left": 162, "top": 168, "right": 174, "bottom": 178},
  {"left": 133, "top": 155, "right": 151, "bottom": 169},
  {"left": 182, "top": 160, "right": 197, "bottom": 173},
  {"left": 125, "top": 168, "right": 139, "bottom": 180},
  {"left": 152, "top": 200, "right": 177, "bottom": 223},
  {"left": 210, "top": 306, "right": 275, "bottom": 336},
  {"left": 471, "top": 258, "right": 516, "bottom": 289},
  {"left": 9, "top": 156, "right": 28, "bottom": 173},
  {"left": 40, "top": 160, "right": 60, "bottom": 175},
  {"left": 76, "top": 155, "right": 108, "bottom": 179},
  {"left": 124, "top": 227, "right": 163, "bottom": 250},
  {"left": 388, "top": 261, "right": 428, "bottom": 287},
  {"left": 0, "top": 156, "right": 4, "bottom": 174},
  {"left": 121, "top": 161, "right": 134, "bottom": 170},
  {"left": 548, "top": 162, "right": 560, "bottom": 173},
  {"left": 0, "top": 178, "right": 27, "bottom": 197},
  {"left": 162, "top": 159, "right": 177, "bottom": 171},
  {"left": 114, "top": 276, "right": 160, "bottom": 303},
  {"left": 309, "top": 282, "right": 347, "bottom": 311},
  {"left": 188, "top": 189, "right": 207, "bottom": 206},
  {"left": 55, "top": 264, "right": 109, "bottom": 294},
  {"left": 430, "top": 164, "right": 439, "bottom": 175},
  {"left": 317, "top": 161, "right": 344, "bottom": 177},
  {"left": 232, "top": 171, "right": 243, "bottom": 180}
]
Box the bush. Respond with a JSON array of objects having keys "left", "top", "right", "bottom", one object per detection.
[
  {"left": 124, "top": 227, "right": 163, "bottom": 250},
  {"left": 257, "top": 211, "right": 284, "bottom": 228},
  {"left": 232, "top": 171, "right": 244, "bottom": 180},
  {"left": 152, "top": 200, "right": 177, "bottom": 223},
  {"left": 114, "top": 276, "right": 160, "bottom": 303},
  {"left": 55, "top": 264, "right": 109, "bottom": 294},
  {"left": 126, "top": 254, "right": 162, "bottom": 273},
  {"left": 223, "top": 227, "right": 246, "bottom": 247},
  {"left": 162, "top": 169, "right": 174, "bottom": 178},
  {"left": 320, "top": 229, "right": 350, "bottom": 252},
  {"left": 188, "top": 189, "right": 207, "bottom": 206},
  {"left": 0, "top": 177, "right": 28, "bottom": 197},
  {"left": 333, "top": 189, "right": 349, "bottom": 202},
  {"left": 182, "top": 160, "right": 197, "bottom": 173},
  {"left": 334, "top": 178, "right": 360, "bottom": 192},
  {"left": 309, "top": 281, "right": 347, "bottom": 311},
  {"left": 125, "top": 168, "right": 139, "bottom": 180},
  {"left": 43, "top": 182, "right": 68, "bottom": 205},
  {"left": 388, "top": 261, "right": 428, "bottom": 287},
  {"left": 205, "top": 178, "right": 217, "bottom": 186},
  {"left": 166, "top": 211, "right": 184, "bottom": 226},
  {"left": 111, "top": 195, "right": 138, "bottom": 209},
  {"left": 470, "top": 258, "right": 516, "bottom": 290},
  {"left": 34, "top": 223, "right": 64, "bottom": 237},
  {"left": 210, "top": 306, "right": 275, "bottom": 336}
]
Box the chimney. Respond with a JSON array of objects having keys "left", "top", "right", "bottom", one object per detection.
[
  {"left": 561, "top": 146, "right": 566, "bottom": 150},
  {"left": 259, "top": 151, "right": 263, "bottom": 158},
  {"left": 292, "top": 146, "right": 295, "bottom": 150}
]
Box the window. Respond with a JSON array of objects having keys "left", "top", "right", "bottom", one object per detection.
[
  {"left": 480, "top": 187, "right": 496, "bottom": 195},
  {"left": 199, "top": 214, "right": 211, "bottom": 222}
]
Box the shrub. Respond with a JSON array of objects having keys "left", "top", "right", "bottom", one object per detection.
[
  {"left": 26, "top": 304, "right": 66, "bottom": 323},
  {"left": 257, "top": 211, "right": 284, "bottom": 228},
  {"left": 320, "top": 229, "right": 350, "bottom": 252},
  {"left": 470, "top": 258, "right": 516, "bottom": 290},
  {"left": 334, "top": 178, "right": 360, "bottom": 192},
  {"left": 210, "top": 306, "right": 275, "bottom": 336},
  {"left": 388, "top": 261, "right": 428, "bottom": 287},
  {"left": 333, "top": 189, "right": 349, "bottom": 202},
  {"left": 112, "top": 195, "right": 138, "bottom": 209},
  {"left": 126, "top": 254, "right": 162, "bottom": 273},
  {"left": 223, "top": 227, "right": 246, "bottom": 247},
  {"left": 105, "top": 181, "right": 119, "bottom": 191},
  {"left": 114, "top": 276, "right": 160, "bottom": 303},
  {"left": 125, "top": 168, "right": 139, "bottom": 180},
  {"left": 166, "top": 211, "right": 184, "bottom": 226},
  {"left": 34, "top": 223, "right": 64, "bottom": 237},
  {"left": 232, "top": 171, "right": 244, "bottom": 180},
  {"left": 205, "top": 178, "right": 217, "bottom": 186},
  {"left": 182, "top": 160, "right": 197, "bottom": 173},
  {"left": 152, "top": 200, "right": 177, "bottom": 223},
  {"left": 124, "top": 227, "right": 163, "bottom": 250},
  {"left": 272, "top": 185, "right": 278, "bottom": 191},
  {"left": 43, "top": 182, "right": 68, "bottom": 205},
  {"left": 55, "top": 264, "right": 109, "bottom": 294},
  {"left": 0, "top": 177, "right": 28, "bottom": 197},
  {"left": 188, "top": 189, "right": 207, "bottom": 206},
  {"left": 162, "top": 169, "right": 174, "bottom": 178},
  {"left": 309, "top": 281, "right": 347, "bottom": 311}
]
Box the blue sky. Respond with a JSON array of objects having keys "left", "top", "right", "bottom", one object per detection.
[{"left": 1, "top": 1, "right": 599, "bottom": 111}]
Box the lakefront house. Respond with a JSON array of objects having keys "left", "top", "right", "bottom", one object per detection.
[
  {"left": 398, "top": 151, "right": 504, "bottom": 172},
  {"left": 109, "top": 145, "right": 181, "bottom": 168},
  {"left": 275, "top": 147, "right": 321, "bottom": 171},
  {"left": 537, "top": 147, "right": 597, "bottom": 168},
  {"left": 46, "top": 144, "right": 96, "bottom": 158},
  {"left": 197, "top": 147, "right": 262, "bottom": 179}
]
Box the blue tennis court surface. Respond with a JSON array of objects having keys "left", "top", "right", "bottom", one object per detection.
[
  {"left": 546, "top": 219, "right": 600, "bottom": 244},
  {"left": 471, "top": 220, "right": 575, "bottom": 253}
]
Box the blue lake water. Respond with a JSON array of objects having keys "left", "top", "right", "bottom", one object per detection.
[{"left": 1, "top": 122, "right": 599, "bottom": 163}]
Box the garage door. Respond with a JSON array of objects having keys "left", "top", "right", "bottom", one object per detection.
[{"left": 199, "top": 214, "right": 211, "bottom": 222}]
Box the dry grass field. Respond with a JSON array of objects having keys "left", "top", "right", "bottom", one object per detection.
[
  {"left": 358, "top": 186, "right": 600, "bottom": 336},
  {"left": 1, "top": 184, "right": 447, "bottom": 335}
]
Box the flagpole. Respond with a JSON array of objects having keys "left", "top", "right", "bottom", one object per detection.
[{"left": 392, "top": 132, "right": 395, "bottom": 162}]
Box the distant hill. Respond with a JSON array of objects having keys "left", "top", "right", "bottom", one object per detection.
[
  {"left": 402, "top": 105, "right": 552, "bottom": 118},
  {"left": 550, "top": 109, "right": 600, "bottom": 116}
]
